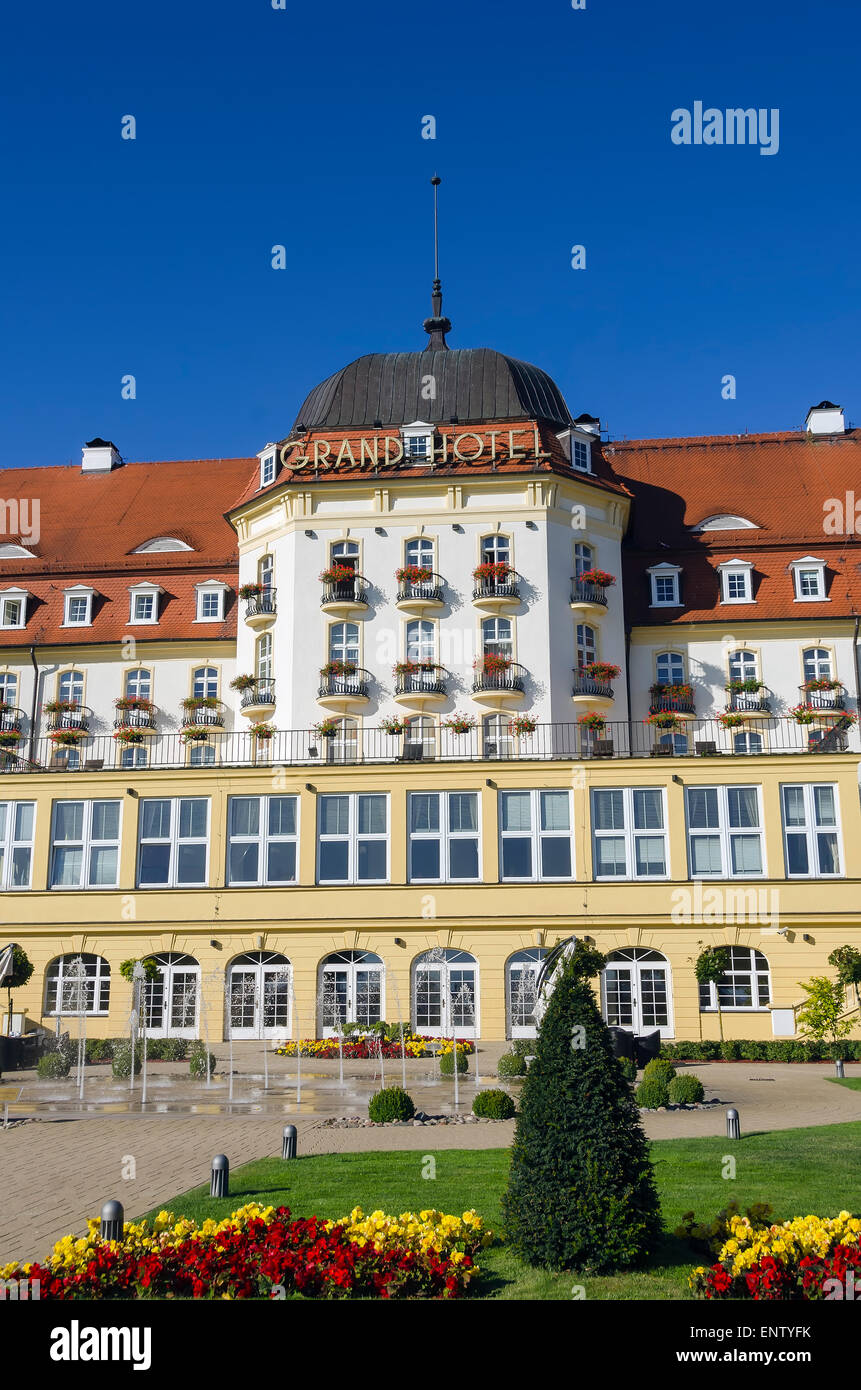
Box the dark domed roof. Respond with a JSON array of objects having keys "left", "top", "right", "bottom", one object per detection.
[{"left": 291, "top": 348, "right": 573, "bottom": 431}]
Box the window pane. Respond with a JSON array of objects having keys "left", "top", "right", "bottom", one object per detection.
[
  {"left": 449, "top": 838, "right": 479, "bottom": 880},
  {"left": 816, "top": 833, "right": 839, "bottom": 875},
  {"left": 501, "top": 791, "right": 531, "bottom": 832},
  {"left": 728, "top": 788, "right": 759, "bottom": 828},
  {"left": 268, "top": 797, "right": 296, "bottom": 836},
  {"left": 319, "top": 841, "right": 349, "bottom": 881},
  {"left": 635, "top": 837, "right": 666, "bottom": 876},
  {"left": 786, "top": 833, "right": 809, "bottom": 875},
  {"left": 230, "top": 798, "right": 259, "bottom": 837},
  {"left": 14, "top": 804, "right": 33, "bottom": 840},
  {"left": 633, "top": 790, "right": 663, "bottom": 830},
  {"left": 540, "top": 791, "right": 570, "bottom": 832},
  {"left": 138, "top": 844, "right": 171, "bottom": 884},
  {"left": 410, "top": 839, "right": 440, "bottom": 880},
  {"left": 357, "top": 840, "right": 386, "bottom": 880},
  {"left": 592, "top": 790, "right": 624, "bottom": 831},
  {"left": 11, "top": 846, "right": 30, "bottom": 886},
  {"left": 52, "top": 846, "right": 82, "bottom": 886},
  {"left": 731, "top": 835, "right": 762, "bottom": 874},
  {"left": 319, "top": 796, "right": 349, "bottom": 836},
  {"left": 229, "top": 842, "right": 258, "bottom": 883},
  {"left": 540, "top": 837, "right": 571, "bottom": 877},
  {"left": 410, "top": 794, "right": 439, "bottom": 833},
  {"left": 596, "top": 838, "right": 627, "bottom": 876},
  {"left": 502, "top": 838, "right": 532, "bottom": 878},
  {"left": 266, "top": 840, "right": 296, "bottom": 882},
  {"left": 89, "top": 846, "right": 118, "bottom": 886},
  {"left": 691, "top": 836, "right": 722, "bottom": 874},
  {"left": 358, "top": 795, "right": 386, "bottom": 835},
  {"left": 688, "top": 789, "right": 718, "bottom": 829},
  {"left": 449, "top": 793, "right": 477, "bottom": 833},
  {"left": 54, "top": 802, "right": 83, "bottom": 841},
  {"left": 141, "top": 800, "right": 171, "bottom": 839},
  {"left": 177, "top": 844, "right": 206, "bottom": 884},
  {"left": 92, "top": 802, "right": 119, "bottom": 842},
  {"left": 782, "top": 786, "right": 806, "bottom": 826},
  {"left": 179, "top": 799, "right": 207, "bottom": 838},
  {"left": 813, "top": 786, "right": 836, "bottom": 826}
]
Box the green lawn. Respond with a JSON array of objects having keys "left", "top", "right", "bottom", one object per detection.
[
  {"left": 144, "top": 1122, "right": 861, "bottom": 1301},
  {"left": 827, "top": 1076, "right": 861, "bottom": 1092}
]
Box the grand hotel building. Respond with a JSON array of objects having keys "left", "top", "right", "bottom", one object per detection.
[{"left": 1, "top": 302, "right": 860, "bottom": 1046}]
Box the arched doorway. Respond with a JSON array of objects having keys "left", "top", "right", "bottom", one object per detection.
[
  {"left": 506, "top": 948, "right": 548, "bottom": 1038},
  {"left": 319, "top": 950, "right": 384, "bottom": 1035},
  {"left": 413, "top": 948, "right": 479, "bottom": 1037},
  {"left": 601, "top": 948, "right": 674, "bottom": 1038},
  {"left": 144, "top": 952, "right": 199, "bottom": 1038},
  {"left": 227, "top": 952, "right": 291, "bottom": 1039}
]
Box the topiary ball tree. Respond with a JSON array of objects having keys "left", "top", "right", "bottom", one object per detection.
[{"left": 502, "top": 942, "right": 662, "bottom": 1273}]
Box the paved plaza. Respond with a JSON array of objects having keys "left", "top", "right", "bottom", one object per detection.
[{"left": 2, "top": 1050, "right": 859, "bottom": 1265}]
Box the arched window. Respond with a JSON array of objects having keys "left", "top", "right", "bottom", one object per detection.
[
  {"left": 125, "top": 668, "right": 152, "bottom": 701},
  {"left": 329, "top": 622, "right": 359, "bottom": 666},
  {"left": 319, "top": 950, "right": 384, "bottom": 1034},
  {"left": 58, "top": 671, "right": 84, "bottom": 707},
  {"left": 483, "top": 713, "right": 513, "bottom": 759},
  {"left": 412, "top": 948, "right": 479, "bottom": 1037},
  {"left": 120, "top": 745, "right": 148, "bottom": 769},
  {"left": 188, "top": 743, "right": 216, "bottom": 767},
  {"left": 733, "top": 731, "right": 763, "bottom": 756},
  {"left": 45, "top": 954, "right": 110, "bottom": 1015},
  {"left": 192, "top": 667, "right": 218, "bottom": 700},
  {"left": 482, "top": 617, "right": 512, "bottom": 658},
  {"left": 331, "top": 540, "right": 359, "bottom": 570},
  {"left": 405, "top": 537, "right": 434, "bottom": 569},
  {"left": 0, "top": 672, "right": 18, "bottom": 709},
  {"left": 655, "top": 652, "right": 684, "bottom": 685},
  {"left": 573, "top": 543, "right": 594, "bottom": 579},
  {"left": 255, "top": 632, "right": 273, "bottom": 681},
  {"left": 227, "top": 952, "right": 291, "bottom": 1039},
  {"left": 327, "top": 717, "right": 358, "bottom": 764},
  {"left": 507, "top": 948, "right": 548, "bottom": 1037},
  {"left": 576, "top": 623, "right": 596, "bottom": 670},
  {"left": 258, "top": 554, "right": 274, "bottom": 592},
  {"left": 802, "top": 647, "right": 832, "bottom": 682},
  {"left": 406, "top": 620, "right": 435, "bottom": 664},
  {"left": 601, "top": 948, "right": 673, "bottom": 1036},
  {"left": 728, "top": 650, "right": 757, "bottom": 684},
  {"left": 699, "top": 947, "right": 770, "bottom": 1010},
  {"left": 481, "top": 534, "right": 511, "bottom": 567},
  {"left": 144, "top": 952, "right": 199, "bottom": 1037}
]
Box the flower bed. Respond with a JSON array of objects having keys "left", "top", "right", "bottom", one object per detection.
[
  {"left": 685, "top": 1205, "right": 861, "bottom": 1300},
  {"left": 0, "top": 1203, "right": 490, "bottom": 1300},
  {"left": 275, "top": 1035, "right": 475, "bottom": 1060}
]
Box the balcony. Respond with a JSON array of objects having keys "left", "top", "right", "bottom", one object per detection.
[
  {"left": 472, "top": 569, "right": 521, "bottom": 612},
  {"left": 0, "top": 707, "right": 25, "bottom": 736},
  {"left": 243, "top": 587, "right": 277, "bottom": 631},
  {"left": 649, "top": 686, "right": 696, "bottom": 719},
  {"left": 727, "top": 690, "right": 772, "bottom": 719},
  {"left": 317, "top": 668, "right": 371, "bottom": 712},
  {"left": 180, "top": 700, "right": 225, "bottom": 730},
  {"left": 45, "top": 704, "right": 90, "bottom": 734},
  {"left": 113, "top": 704, "right": 157, "bottom": 735},
  {"left": 471, "top": 660, "right": 526, "bottom": 708},
  {"left": 393, "top": 665, "right": 448, "bottom": 708},
  {"left": 239, "top": 680, "right": 276, "bottom": 719},
  {"left": 395, "top": 572, "right": 445, "bottom": 614},
  {"left": 571, "top": 672, "right": 615, "bottom": 708},
  {"left": 800, "top": 684, "right": 845, "bottom": 711},
  {"left": 569, "top": 579, "right": 609, "bottom": 616},
  {"left": 320, "top": 573, "right": 369, "bottom": 617}
]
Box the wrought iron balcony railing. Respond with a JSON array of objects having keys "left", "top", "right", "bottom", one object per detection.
[
  {"left": 180, "top": 701, "right": 225, "bottom": 728},
  {"left": 396, "top": 573, "right": 445, "bottom": 604},
  {"left": 45, "top": 706, "right": 90, "bottom": 733},
  {"left": 472, "top": 662, "right": 526, "bottom": 694},
  {"left": 394, "top": 668, "right": 447, "bottom": 697},
  {"left": 244, "top": 588, "right": 277, "bottom": 620},
  {"left": 320, "top": 574, "right": 369, "bottom": 607},
  {"left": 571, "top": 673, "right": 614, "bottom": 700},
  {"left": 0, "top": 707, "right": 25, "bottom": 734},
  {"left": 472, "top": 574, "right": 521, "bottom": 601},
  {"left": 113, "top": 708, "right": 156, "bottom": 730},
  {"left": 649, "top": 693, "right": 696, "bottom": 715},
  {"left": 570, "top": 579, "right": 609, "bottom": 607},
  {"left": 240, "top": 680, "right": 276, "bottom": 708},
  {"left": 317, "top": 669, "right": 371, "bottom": 699},
  {"left": 800, "top": 685, "right": 845, "bottom": 710},
  {"left": 728, "top": 692, "right": 771, "bottom": 714}
]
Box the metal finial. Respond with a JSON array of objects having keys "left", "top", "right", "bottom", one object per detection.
[{"left": 424, "top": 174, "right": 451, "bottom": 350}]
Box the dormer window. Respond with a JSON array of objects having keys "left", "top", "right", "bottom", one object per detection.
[
  {"left": 571, "top": 440, "right": 590, "bottom": 472},
  {"left": 260, "top": 453, "right": 276, "bottom": 487},
  {"left": 128, "top": 583, "right": 162, "bottom": 625},
  {"left": 556, "top": 427, "right": 593, "bottom": 473},
  {"left": 790, "top": 556, "right": 827, "bottom": 602},
  {"left": 402, "top": 421, "right": 434, "bottom": 462},
  {"left": 194, "top": 580, "right": 228, "bottom": 623},
  {"left": 647, "top": 563, "right": 682, "bottom": 608},
  {"left": 0, "top": 589, "right": 28, "bottom": 629},
  {"left": 718, "top": 559, "right": 754, "bottom": 604},
  {"left": 63, "top": 586, "right": 95, "bottom": 627}
]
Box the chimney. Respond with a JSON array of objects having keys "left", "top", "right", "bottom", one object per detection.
[
  {"left": 573, "top": 413, "right": 601, "bottom": 437},
  {"left": 81, "top": 438, "right": 123, "bottom": 472},
  {"left": 805, "top": 402, "right": 845, "bottom": 436}
]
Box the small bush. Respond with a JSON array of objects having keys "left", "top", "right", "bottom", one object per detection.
[
  {"left": 668, "top": 1074, "right": 705, "bottom": 1105},
  {"left": 618, "top": 1056, "right": 638, "bottom": 1083},
  {"left": 642, "top": 1057, "right": 676, "bottom": 1087},
  {"left": 111, "top": 1041, "right": 142, "bottom": 1078},
  {"left": 368, "top": 1085, "right": 415, "bottom": 1122},
  {"left": 635, "top": 1076, "right": 670, "bottom": 1109},
  {"left": 497, "top": 1051, "right": 527, "bottom": 1077},
  {"left": 160, "top": 1038, "right": 189, "bottom": 1062},
  {"left": 144, "top": 1039, "right": 165, "bottom": 1060},
  {"left": 37, "top": 1051, "right": 71, "bottom": 1079},
  {"left": 439, "top": 1049, "right": 468, "bottom": 1075},
  {"left": 189, "top": 1046, "right": 216, "bottom": 1077},
  {"left": 511, "top": 1039, "right": 534, "bottom": 1057},
  {"left": 473, "top": 1089, "right": 516, "bottom": 1119},
  {"left": 85, "top": 1038, "right": 114, "bottom": 1064}
]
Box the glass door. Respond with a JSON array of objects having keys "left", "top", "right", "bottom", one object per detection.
[
  {"left": 320, "top": 950, "right": 384, "bottom": 1035},
  {"left": 413, "top": 949, "right": 479, "bottom": 1037},
  {"left": 228, "top": 952, "right": 291, "bottom": 1038},
  {"left": 601, "top": 949, "right": 673, "bottom": 1038},
  {"left": 145, "top": 953, "right": 199, "bottom": 1038}
]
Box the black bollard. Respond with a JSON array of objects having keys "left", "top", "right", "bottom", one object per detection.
[
  {"left": 210, "top": 1154, "right": 229, "bottom": 1198},
  {"left": 100, "top": 1199, "right": 124, "bottom": 1242},
  {"left": 282, "top": 1124, "right": 298, "bottom": 1160},
  {"left": 726, "top": 1107, "right": 741, "bottom": 1140},
  {"left": 835, "top": 1058, "right": 845, "bottom": 1079}
]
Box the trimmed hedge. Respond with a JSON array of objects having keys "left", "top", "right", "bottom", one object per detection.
[
  {"left": 668, "top": 1074, "right": 705, "bottom": 1105},
  {"left": 498, "top": 1051, "right": 527, "bottom": 1077},
  {"left": 368, "top": 1085, "right": 415, "bottom": 1122},
  {"left": 642, "top": 1057, "right": 676, "bottom": 1087},
  {"left": 660, "top": 1038, "right": 861, "bottom": 1063},
  {"left": 37, "top": 1051, "right": 71, "bottom": 1079},
  {"left": 472, "top": 1089, "right": 516, "bottom": 1120},
  {"left": 618, "top": 1056, "right": 638, "bottom": 1084},
  {"left": 439, "top": 1049, "right": 468, "bottom": 1075},
  {"left": 635, "top": 1076, "right": 670, "bottom": 1109}
]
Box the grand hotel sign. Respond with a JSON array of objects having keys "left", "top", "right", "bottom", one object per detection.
[{"left": 279, "top": 424, "right": 550, "bottom": 474}]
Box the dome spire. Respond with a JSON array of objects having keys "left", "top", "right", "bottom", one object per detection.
[{"left": 423, "top": 174, "right": 451, "bottom": 350}]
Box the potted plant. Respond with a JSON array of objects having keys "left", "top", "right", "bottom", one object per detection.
[
  {"left": 113, "top": 728, "right": 145, "bottom": 745},
  {"left": 0, "top": 701, "right": 13, "bottom": 714},
  {"left": 229, "top": 675, "right": 256, "bottom": 693},
  {"left": 790, "top": 703, "right": 818, "bottom": 725},
  {"left": 475, "top": 652, "right": 512, "bottom": 675},
  {"left": 49, "top": 728, "right": 86, "bottom": 745},
  {"left": 249, "top": 722, "right": 275, "bottom": 740},
  {"left": 442, "top": 713, "right": 478, "bottom": 735},
  {"left": 583, "top": 662, "right": 621, "bottom": 682},
  {"left": 380, "top": 717, "right": 406, "bottom": 735},
  {"left": 181, "top": 728, "right": 209, "bottom": 744},
  {"left": 182, "top": 694, "right": 219, "bottom": 709},
  {"left": 395, "top": 565, "right": 433, "bottom": 584},
  {"left": 320, "top": 659, "right": 357, "bottom": 677},
  {"left": 577, "top": 711, "right": 607, "bottom": 731},
  {"left": 650, "top": 681, "right": 694, "bottom": 701},
  {"left": 716, "top": 710, "right": 747, "bottom": 728},
  {"left": 725, "top": 678, "right": 763, "bottom": 694},
  {"left": 646, "top": 710, "right": 682, "bottom": 730},
  {"left": 319, "top": 563, "right": 356, "bottom": 584},
  {"left": 472, "top": 561, "right": 512, "bottom": 583},
  {"left": 312, "top": 718, "right": 339, "bottom": 739},
  {"left": 578, "top": 568, "right": 616, "bottom": 587},
  {"left": 44, "top": 699, "right": 80, "bottom": 714},
  {"left": 0, "top": 730, "right": 21, "bottom": 748},
  {"left": 239, "top": 582, "right": 264, "bottom": 600},
  {"left": 694, "top": 944, "right": 731, "bottom": 1040},
  {"left": 802, "top": 677, "right": 841, "bottom": 692},
  {"left": 509, "top": 715, "right": 538, "bottom": 736},
  {"left": 115, "top": 696, "right": 155, "bottom": 712}
]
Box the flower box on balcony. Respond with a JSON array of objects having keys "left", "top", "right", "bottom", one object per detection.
[
  {"left": 319, "top": 564, "right": 356, "bottom": 584},
  {"left": 395, "top": 566, "right": 433, "bottom": 584},
  {"left": 228, "top": 675, "right": 256, "bottom": 693},
  {"left": 182, "top": 695, "right": 220, "bottom": 709},
  {"left": 646, "top": 711, "right": 682, "bottom": 730},
  {"left": 44, "top": 700, "right": 80, "bottom": 714},
  {"left": 583, "top": 662, "right": 621, "bottom": 682},
  {"left": 577, "top": 712, "right": 607, "bottom": 730},
  {"left": 181, "top": 728, "right": 210, "bottom": 744},
  {"left": 475, "top": 653, "right": 512, "bottom": 676},
  {"left": 393, "top": 660, "right": 439, "bottom": 676},
  {"left": 49, "top": 728, "right": 86, "bottom": 745},
  {"left": 115, "top": 696, "right": 155, "bottom": 713},
  {"left": 320, "top": 660, "right": 357, "bottom": 677},
  {"left": 312, "top": 719, "right": 339, "bottom": 739},
  {"left": 650, "top": 682, "right": 694, "bottom": 701},
  {"left": 442, "top": 714, "right": 478, "bottom": 735},
  {"left": 239, "top": 583, "right": 264, "bottom": 600},
  {"left": 0, "top": 730, "right": 21, "bottom": 747},
  {"left": 508, "top": 715, "right": 537, "bottom": 736},
  {"left": 717, "top": 710, "right": 747, "bottom": 728},
  {"left": 802, "top": 678, "right": 842, "bottom": 692},
  {"left": 113, "top": 728, "right": 145, "bottom": 745},
  {"left": 725, "top": 678, "right": 763, "bottom": 695},
  {"left": 790, "top": 703, "right": 818, "bottom": 725},
  {"left": 248, "top": 722, "right": 275, "bottom": 740},
  {"left": 380, "top": 717, "right": 406, "bottom": 735},
  {"left": 578, "top": 569, "right": 616, "bottom": 587},
  {"left": 472, "top": 561, "right": 512, "bottom": 583}
]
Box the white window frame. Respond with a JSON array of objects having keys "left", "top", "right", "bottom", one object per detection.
[
  {"left": 137, "top": 797, "right": 210, "bottom": 888},
  {"left": 401, "top": 420, "right": 434, "bottom": 461},
  {"left": 63, "top": 587, "right": 94, "bottom": 627},
  {"left": 591, "top": 787, "right": 669, "bottom": 881},
  {"left": 781, "top": 783, "right": 843, "bottom": 879},
  {"left": 45, "top": 954, "right": 111, "bottom": 1016},
  {"left": 128, "top": 584, "right": 162, "bottom": 625},
  {"left": 407, "top": 791, "right": 481, "bottom": 884},
  {"left": 790, "top": 556, "right": 827, "bottom": 602},
  {"left": 0, "top": 590, "right": 27, "bottom": 629},
  {"left": 648, "top": 564, "right": 682, "bottom": 608},
  {"left": 699, "top": 947, "right": 771, "bottom": 1012},
  {"left": 0, "top": 800, "right": 35, "bottom": 889},
  {"left": 685, "top": 785, "right": 765, "bottom": 879},
  {"left": 571, "top": 438, "right": 591, "bottom": 472},
  {"left": 50, "top": 799, "right": 122, "bottom": 890},
  {"left": 499, "top": 788, "right": 575, "bottom": 883},
  {"left": 718, "top": 560, "right": 753, "bottom": 604},
  {"left": 802, "top": 647, "right": 833, "bottom": 682},
  {"left": 227, "top": 795, "right": 299, "bottom": 886},
  {"left": 260, "top": 452, "right": 276, "bottom": 487},
  {"left": 194, "top": 581, "right": 228, "bottom": 623},
  {"left": 316, "top": 793, "right": 389, "bottom": 885}
]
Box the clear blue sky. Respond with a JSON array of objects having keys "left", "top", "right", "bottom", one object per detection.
[{"left": 1, "top": 0, "right": 859, "bottom": 468}]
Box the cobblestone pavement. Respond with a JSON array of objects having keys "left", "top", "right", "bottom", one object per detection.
[{"left": 1, "top": 1057, "right": 858, "bottom": 1265}]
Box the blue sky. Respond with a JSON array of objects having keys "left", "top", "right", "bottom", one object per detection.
[{"left": 1, "top": 0, "right": 859, "bottom": 468}]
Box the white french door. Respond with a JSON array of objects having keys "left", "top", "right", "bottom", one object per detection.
[
  {"left": 320, "top": 951, "right": 384, "bottom": 1035},
  {"left": 144, "top": 953, "right": 199, "bottom": 1038},
  {"left": 601, "top": 948, "right": 673, "bottom": 1038},
  {"left": 413, "top": 950, "right": 479, "bottom": 1038},
  {"left": 227, "top": 952, "right": 292, "bottom": 1039}
]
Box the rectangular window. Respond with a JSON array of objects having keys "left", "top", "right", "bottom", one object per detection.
[
  {"left": 260, "top": 454, "right": 276, "bottom": 487},
  {"left": 796, "top": 569, "right": 823, "bottom": 599},
  {"left": 571, "top": 439, "right": 590, "bottom": 471},
  {"left": 0, "top": 801, "right": 35, "bottom": 889},
  {"left": 66, "top": 596, "right": 90, "bottom": 625},
  {"left": 408, "top": 791, "right": 480, "bottom": 882},
  {"left": 651, "top": 572, "right": 680, "bottom": 606},
  {"left": 591, "top": 788, "right": 667, "bottom": 879},
  {"left": 1, "top": 598, "right": 23, "bottom": 628},
  {"left": 317, "top": 793, "right": 388, "bottom": 884},
  {"left": 227, "top": 796, "right": 298, "bottom": 885},
  {"left": 686, "top": 786, "right": 764, "bottom": 877},
  {"left": 781, "top": 783, "right": 842, "bottom": 877},
  {"left": 50, "top": 800, "right": 121, "bottom": 889},
  {"left": 138, "top": 797, "right": 209, "bottom": 887},
  {"left": 199, "top": 591, "right": 221, "bottom": 620},
  {"left": 722, "top": 569, "right": 751, "bottom": 602},
  {"left": 499, "top": 789, "right": 573, "bottom": 881}
]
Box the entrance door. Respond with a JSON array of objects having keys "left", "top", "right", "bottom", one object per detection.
[
  {"left": 227, "top": 952, "right": 291, "bottom": 1039},
  {"left": 145, "top": 952, "right": 199, "bottom": 1038},
  {"left": 601, "top": 948, "right": 673, "bottom": 1037},
  {"left": 320, "top": 950, "right": 384, "bottom": 1035},
  {"left": 413, "top": 948, "right": 479, "bottom": 1038}
]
